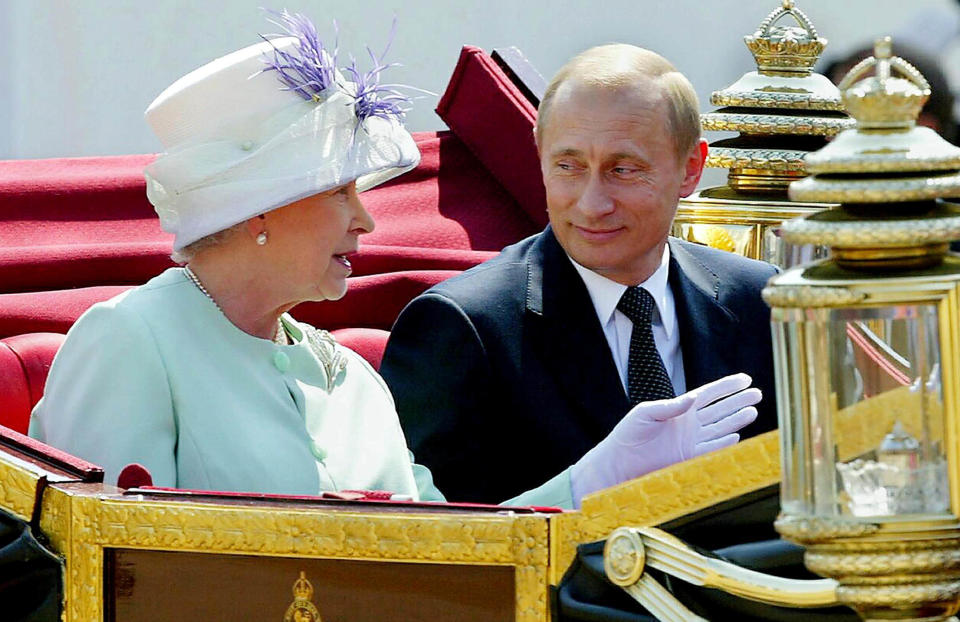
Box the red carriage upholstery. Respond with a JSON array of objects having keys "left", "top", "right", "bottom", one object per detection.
[
  {"left": 0, "top": 332, "right": 65, "bottom": 434},
  {"left": 0, "top": 270, "right": 462, "bottom": 340},
  {"left": 0, "top": 132, "right": 536, "bottom": 294},
  {"left": 330, "top": 328, "right": 392, "bottom": 371}
]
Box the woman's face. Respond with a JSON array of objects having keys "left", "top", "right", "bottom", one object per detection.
[{"left": 265, "top": 180, "right": 374, "bottom": 302}]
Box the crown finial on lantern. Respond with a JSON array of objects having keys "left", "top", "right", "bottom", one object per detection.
[
  {"left": 837, "top": 36, "right": 930, "bottom": 131},
  {"left": 744, "top": 1, "right": 826, "bottom": 76}
]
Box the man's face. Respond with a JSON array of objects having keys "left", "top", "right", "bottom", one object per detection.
[{"left": 539, "top": 79, "right": 704, "bottom": 285}]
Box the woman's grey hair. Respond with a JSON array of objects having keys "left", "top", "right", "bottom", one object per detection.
[{"left": 170, "top": 222, "right": 245, "bottom": 264}]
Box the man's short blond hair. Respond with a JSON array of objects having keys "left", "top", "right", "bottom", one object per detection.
[{"left": 536, "top": 44, "right": 701, "bottom": 159}]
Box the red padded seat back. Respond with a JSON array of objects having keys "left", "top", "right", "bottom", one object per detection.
[
  {"left": 292, "top": 270, "right": 461, "bottom": 332},
  {"left": 0, "top": 271, "right": 458, "bottom": 339},
  {"left": 0, "top": 131, "right": 536, "bottom": 295},
  {"left": 0, "top": 332, "right": 65, "bottom": 434},
  {"left": 331, "top": 328, "right": 391, "bottom": 371},
  {"left": 0, "top": 285, "right": 133, "bottom": 339}
]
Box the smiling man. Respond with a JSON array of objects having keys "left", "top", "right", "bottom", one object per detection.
[{"left": 380, "top": 44, "right": 778, "bottom": 505}]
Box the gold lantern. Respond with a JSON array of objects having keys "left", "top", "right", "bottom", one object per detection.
[
  {"left": 766, "top": 36, "right": 960, "bottom": 621},
  {"left": 593, "top": 36, "right": 960, "bottom": 622},
  {"left": 675, "top": 0, "right": 853, "bottom": 267}
]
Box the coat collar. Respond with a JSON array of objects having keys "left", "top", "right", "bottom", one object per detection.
[
  {"left": 525, "top": 227, "right": 630, "bottom": 434},
  {"left": 667, "top": 238, "right": 741, "bottom": 390},
  {"left": 523, "top": 232, "right": 744, "bottom": 430}
]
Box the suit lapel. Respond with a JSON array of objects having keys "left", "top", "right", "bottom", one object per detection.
[
  {"left": 525, "top": 228, "right": 629, "bottom": 437},
  {"left": 668, "top": 239, "right": 741, "bottom": 390}
]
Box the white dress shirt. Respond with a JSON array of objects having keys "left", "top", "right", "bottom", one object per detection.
[{"left": 569, "top": 246, "right": 687, "bottom": 397}]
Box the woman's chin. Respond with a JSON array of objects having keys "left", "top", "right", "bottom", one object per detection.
[{"left": 317, "top": 281, "right": 348, "bottom": 302}]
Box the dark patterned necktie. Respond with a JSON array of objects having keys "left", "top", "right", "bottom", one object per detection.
[{"left": 617, "top": 286, "right": 675, "bottom": 405}]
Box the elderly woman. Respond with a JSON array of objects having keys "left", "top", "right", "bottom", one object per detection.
[
  {"left": 29, "top": 13, "right": 759, "bottom": 508},
  {"left": 30, "top": 13, "right": 442, "bottom": 499}
]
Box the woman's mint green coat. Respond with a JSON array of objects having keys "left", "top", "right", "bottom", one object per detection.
[
  {"left": 30, "top": 268, "right": 441, "bottom": 498},
  {"left": 30, "top": 269, "right": 573, "bottom": 507}
]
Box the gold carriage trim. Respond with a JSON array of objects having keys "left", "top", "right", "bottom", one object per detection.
[
  {"left": 788, "top": 173, "right": 960, "bottom": 204},
  {"left": 778, "top": 211, "right": 960, "bottom": 247},
  {"left": 705, "top": 147, "right": 809, "bottom": 173},
  {"left": 700, "top": 111, "right": 853, "bottom": 136},
  {"left": 710, "top": 90, "right": 844, "bottom": 111},
  {"left": 762, "top": 285, "right": 868, "bottom": 308}
]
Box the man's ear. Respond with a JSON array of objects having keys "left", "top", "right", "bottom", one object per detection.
[{"left": 679, "top": 139, "right": 708, "bottom": 197}]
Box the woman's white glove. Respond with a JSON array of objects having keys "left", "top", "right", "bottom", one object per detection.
[{"left": 569, "top": 373, "right": 761, "bottom": 508}]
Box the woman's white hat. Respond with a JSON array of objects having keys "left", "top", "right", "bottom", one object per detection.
[{"left": 143, "top": 13, "right": 420, "bottom": 251}]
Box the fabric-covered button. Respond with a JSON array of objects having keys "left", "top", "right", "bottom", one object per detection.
[
  {"left": 311, "top": 444, "right": 327, "bottom": 461},
  {"left": 273, "top": 350, "right": 290, "bottom": 372}
]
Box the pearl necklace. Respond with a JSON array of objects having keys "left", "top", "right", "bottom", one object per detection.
[{"left": 183, "top": 266, "right": 287, "bottom": 345}]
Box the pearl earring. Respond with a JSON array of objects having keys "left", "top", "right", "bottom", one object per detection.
[{"left": 256, "top": 232, "right": 268, "bottom": 246}]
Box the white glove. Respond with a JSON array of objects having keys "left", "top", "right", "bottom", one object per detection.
[{"left": 569, "top": 373, "right": 761, "bottom": 508}]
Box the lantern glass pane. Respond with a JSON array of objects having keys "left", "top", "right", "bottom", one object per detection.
[
  {"left": 775, "top": 303, "right": 948, "bottom": 519},
  {"left": 762, "top": 225, "right": 829, "bottom": 269}
]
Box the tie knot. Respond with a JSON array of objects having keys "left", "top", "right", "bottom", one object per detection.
[{"left": 617, "top": 286, "right": 656, "bottom": 324}]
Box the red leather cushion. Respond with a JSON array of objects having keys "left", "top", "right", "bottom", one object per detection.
[
  {"left": 359, "top": 132, "right": 539, "bottom": 251},
  {"left": 0, "top": 132, "right": 537, "bottom": 294},
  {"left": 331, "top": 328, "right": 391, "bottom": 371},
  {"left": 436, "top": 46, "right": 547, "bottom": 227},
  {"left": 0, "top": 271, "right": 457, "bottom": 338},
  {"left": 291, "top": 270, "right": 461, "bottom": 332},
  {"left": 0, "top": 341, "right": 31, "bottom": 433},
  {"left": 0, "top": 332, "right": 65, "bottom": 433},
  {"left": 0, "top": 286, "right": 132, "bottom": 339}
]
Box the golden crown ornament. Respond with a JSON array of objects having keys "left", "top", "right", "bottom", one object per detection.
[{"left": 745, "top": 0, "right": 825, "bottom": 76}]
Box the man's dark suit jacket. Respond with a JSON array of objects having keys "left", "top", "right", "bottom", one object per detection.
[{"left": 380, "top": 227, "right": 779, "bottom": 504}]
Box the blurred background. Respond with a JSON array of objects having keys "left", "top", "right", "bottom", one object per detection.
[{"left": 2, "top": 0, "right": 958, "bottom": 189}]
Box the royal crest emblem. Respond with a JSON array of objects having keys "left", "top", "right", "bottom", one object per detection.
[{"left": 283, "top": 571, "right": 322, "bottom": 622}]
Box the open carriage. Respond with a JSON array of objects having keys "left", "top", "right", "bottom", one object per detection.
[{"left": 0, "top": 35, "right": 931, "bottom": 621}]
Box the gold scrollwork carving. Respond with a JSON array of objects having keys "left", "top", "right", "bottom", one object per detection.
[
  {"left": 805, "top": 151, "right": 960, "bottom": 175},
  {"left": 0, "top": 456, "right": 41, "bottom": 521},
  {"left": 710, "top": 91, "right": 843, "bottom": 111},
  {"left": 62, "top": 497, "right": 549, "bottom": 622},
  {"left": 788, "top": 172, "right": 960, "bottom": 204},
  {"left": 69, "top": 496, "right": 104, "bottom": 622},
  {"left": 773, "top": 515, "right": 880, "bottom": 543},
  {"left": 806, "top": 548, "right": 960, "bottom": 577},
  {"left": 777, "top": 212, "right": 960, "bottom": 247},
  {"left": 762, "top": 285, "right": 867, "bottom": 308},
  {"left": 837, "top": 580, "right": 960, "bottom": 607},
  {"left": 705, "top": 148, "right": 808, "bottom": 173},
  {"left": 816, "top": 538, "right": 960, "bottom": 555},
  {"left": 701, "top": 112, "right": 852, "bottom": 136},
  {"left": 603, "top": 528, "right": 646, "bottom": 587},
  {"left": 38, "top": 486, "right": 70, "bottom": 557},
  {"left": 91, "top": 502, "right": 550, "bottom": 568}
]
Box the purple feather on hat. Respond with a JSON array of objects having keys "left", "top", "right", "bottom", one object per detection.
[
  {"left": 342, "top": 19, "right": 411, "bottom": 122},
  {"left": 260, "top": 9, "right": 410, "bottom": 123}
]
